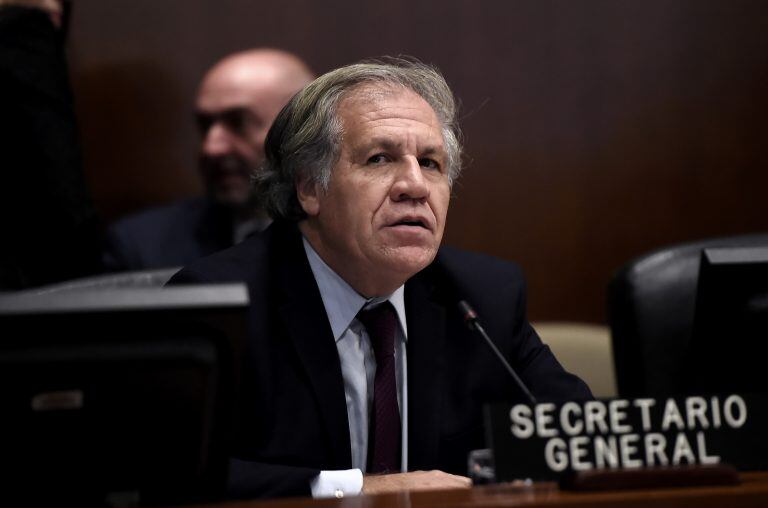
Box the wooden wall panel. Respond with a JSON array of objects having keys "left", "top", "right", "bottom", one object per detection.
[{"left": 67, "top": 0, "right": 768, "bottom": 322}]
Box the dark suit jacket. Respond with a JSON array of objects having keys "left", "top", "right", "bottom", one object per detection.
[
  {"left": 104, "top": 197, "right": 233, "bottom": 271},
  {"left": 169, "top": 220, "right": 592, "bottom": 499}
]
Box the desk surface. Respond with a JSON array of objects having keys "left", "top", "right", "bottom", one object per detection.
[{"left": 204, "top": 471, "right": 768, "bottom": 508}]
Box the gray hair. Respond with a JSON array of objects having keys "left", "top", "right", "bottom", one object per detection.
[{"left": 255, "top": 56, "right": 463, "bottom": 221}]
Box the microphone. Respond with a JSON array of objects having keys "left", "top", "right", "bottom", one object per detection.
[{"left": 458, "top": 300, "right": 538, "bottom": 405}]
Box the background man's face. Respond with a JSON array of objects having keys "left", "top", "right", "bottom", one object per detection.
[
  {"left": 195, "top": 64, "right": 294, "bottom": 209},
  {"left": 300, "top": 85, "right": 451, "bottom": 295}
]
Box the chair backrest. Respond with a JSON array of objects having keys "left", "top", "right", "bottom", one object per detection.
[
  {"left": 533, "top": 322, "right": 616, "bottom": 398},
  {"left": 607, "top": 233, "right": 768, "bottom": 398},
  {"left": 21, "top": 267, "right": 181, "bottom": 294}
]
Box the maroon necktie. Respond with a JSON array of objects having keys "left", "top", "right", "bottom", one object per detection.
[{"left": 357, "top": 302, "right": 401, "bottom": 473}]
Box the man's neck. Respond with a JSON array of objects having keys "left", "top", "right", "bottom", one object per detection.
[{"left": 298, "top": 220, "right": 408, "bottom": 298}]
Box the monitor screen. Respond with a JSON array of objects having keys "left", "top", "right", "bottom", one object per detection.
[
  {"left": 689, "top": 247, "right": 768, "bottom": 395},
  {"left": 0, "top": 283, "right": 248, "bottom": 505}
]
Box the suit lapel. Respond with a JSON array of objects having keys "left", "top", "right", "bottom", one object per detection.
[
  {"left": 267, "top": 222, "right": 449, "bottom": 470},
  {"left": 273, "top": 223, "right": 352, "bottom": 469},
  {"left": 405, "top": 271, "right": 446, "bottom": 470}
]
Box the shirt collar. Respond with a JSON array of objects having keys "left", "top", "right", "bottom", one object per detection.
[{"left": 302, "top": 237, "right": 408, "bottom": 342}]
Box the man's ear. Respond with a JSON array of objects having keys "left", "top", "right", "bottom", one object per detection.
[{"left": 296, "top": 176, "right": 321, "bottom": 217}]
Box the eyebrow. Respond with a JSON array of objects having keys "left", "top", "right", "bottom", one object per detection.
[
  {"left": 195, "top": 106, "right": 251, "bottom": 118},
  {"left": 361, "top": 137, "right": 446, "bottom": 156},
  {"left": 419, "top": 146, "right": 445, "bottom": 157},
  {"left": 363, "top": 137, "right": 401, "bottom": 152}
]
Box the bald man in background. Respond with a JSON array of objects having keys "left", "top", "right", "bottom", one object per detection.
[{"left": 104, "top": 49, "right": 314, "bottom": 271}]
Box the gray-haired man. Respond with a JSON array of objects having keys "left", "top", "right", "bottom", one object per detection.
[{"left": 171, "top": 57, "right": 591, "bottom": 499}]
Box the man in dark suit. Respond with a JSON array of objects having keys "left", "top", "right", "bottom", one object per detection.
[
  {"left": 171, "top": 57, "right": 592, "bottom": 499},
  {"left": 104, "top": 48, "right": 314, "bottom": 270}
]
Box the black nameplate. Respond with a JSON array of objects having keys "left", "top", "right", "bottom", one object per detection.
[{"left": 485, "top": 394, "right": 768, "bottom": 482}]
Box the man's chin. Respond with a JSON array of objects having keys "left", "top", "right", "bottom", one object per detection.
[{"left": 380, "top": 245, "right": 439, "bottom": 278}]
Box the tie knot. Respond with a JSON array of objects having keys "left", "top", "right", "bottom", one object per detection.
[{"left": 357, "top": 302, "right": 397, "bottom": 360}]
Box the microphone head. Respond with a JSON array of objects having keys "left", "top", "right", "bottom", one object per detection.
[{"left": 458, "top": 300, "right": 478, "bottom": 327}]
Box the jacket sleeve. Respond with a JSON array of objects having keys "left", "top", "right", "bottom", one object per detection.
[
  {"left": 436, "top": 246, "right": 594, "bottom": 403},
  {"left": 507, "top": 272, "right": 594, "bottom": 402},
  {"left": 167, "top": 266, "right": 322, "bottom": 499},
  {"left": 227, "top": 458, "right": 318, "bottom": 499}
]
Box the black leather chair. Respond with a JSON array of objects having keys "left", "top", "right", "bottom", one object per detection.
[{"left": 607, "top": 233, "right": 768, "bottom": 398}]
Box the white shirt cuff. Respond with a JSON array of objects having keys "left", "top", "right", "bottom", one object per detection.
[{"left": 310, "top": 469, "right": 363, "bottom": 498}]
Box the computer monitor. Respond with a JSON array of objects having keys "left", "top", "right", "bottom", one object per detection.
[
  {"left": 689, "top": 246, "right": 768, "bottom": 395},
  {"left": 0, "top": 283, "right": 248, "bottom": 505}
]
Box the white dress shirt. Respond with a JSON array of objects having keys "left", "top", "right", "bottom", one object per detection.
[{"left": 302, "top": 238, "right": 408, "bottom": 497}]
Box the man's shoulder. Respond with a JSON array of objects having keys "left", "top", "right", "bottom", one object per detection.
[
  {"left": 421, "top": 245, "right": 529, "bottom": 318},
  {"left": 435, "top": 245, "right": 525, "bottom": 285},
  {"left": 109, "top": 197, "right": 208, "bottom": 240},
  {"left": 168, "top": 221, "right": 292, "bottom": 285},
  {"left": 169, "top": 232, "right": 268, "bottom": 285},
  {"left": 104, "top": 197, "right": 232, "bottom": 271}
]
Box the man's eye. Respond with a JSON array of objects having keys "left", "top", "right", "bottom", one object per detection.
[
  {"left": 222, "top": 111, "right": 247, "bottom": 135},
  {"left": 367, "top": 154, "right": 389, "bottom": 164},
  {"left": 419, "top": 158, "right": 441, "bottom": 170},
  {"left": 196, "top": 114, "right": 213, "bottom": 135}
]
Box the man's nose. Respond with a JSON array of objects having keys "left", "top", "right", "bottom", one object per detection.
[
  {"left": 201, "top": 122, "right": 234, "bottom": 157},
  {"left": 390, "top": 157, "right": 429, "bottom": 202}
]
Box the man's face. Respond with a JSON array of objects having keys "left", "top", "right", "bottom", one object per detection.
[
  {"left": 299, "top": 86, "right": 451, "bottom": 296},
  {"left": 195, "top": 75, "right": 287, "bottom": 208}
]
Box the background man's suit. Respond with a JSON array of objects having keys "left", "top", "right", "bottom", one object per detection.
[
  {"left": 104, "top": 197, "right": 233, "bottom": 270},
  {"left": 169, "top": 220, "right": 592, "bottom": 498}
]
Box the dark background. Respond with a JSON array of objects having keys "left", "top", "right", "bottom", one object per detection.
[{"left": 66, "top": 0, "right": 768, "bottom": 323}]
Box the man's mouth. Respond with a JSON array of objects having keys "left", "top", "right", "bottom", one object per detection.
[
  {"left": 202, "top": 155, "right": 253, "bottom": 178},
  {"left": 388, "top": 217, "right": 431, "bottom": 231}
]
